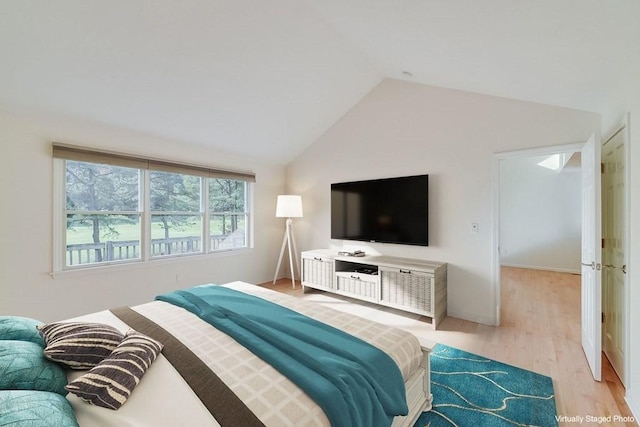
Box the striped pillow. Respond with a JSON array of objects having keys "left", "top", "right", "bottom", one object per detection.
[
  {"left": 38, "top": 322, "right": 124, "bottom": 369},
  {"left": 65, "top": 329, "right": 163, "bottom": 410}
]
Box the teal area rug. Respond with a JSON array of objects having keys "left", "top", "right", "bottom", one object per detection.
[{"left": 413, "top": 344, "right": 557, "bottom": 427}]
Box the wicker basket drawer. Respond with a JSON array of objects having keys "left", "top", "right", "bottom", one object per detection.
[
  {"left": 380, "top": 267, "right": 432, "bottom": 314},
  {"left": 336, "top": 272, "right": 378, "bottom": 301}
]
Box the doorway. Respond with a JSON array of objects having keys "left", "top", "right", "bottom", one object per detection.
[
  {"left": 491, "top": 134, "right": 629, "bottom": 385},
  {"left": 498, "top": 151, "right": 582, "bottom": 274},
  {"left": 495, "top": 146, "right": 584, "bottom": 377},
  {"left": 491, "top": 142, "right": 584, "bottom": 327}
]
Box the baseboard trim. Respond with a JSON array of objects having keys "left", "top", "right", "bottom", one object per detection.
[
  {"left": 446, "top": 308, "right": 496, "bottom": 326},
  {"left": 625, "top": 389, "right": 640, "bottom": 423},
  {"left": 500, "top": 263, "right": 581, "bottom": 275}
]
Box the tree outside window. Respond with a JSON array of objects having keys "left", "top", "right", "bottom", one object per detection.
[{"left": 62, "top": 159, "right": 250, "bottom": 268}]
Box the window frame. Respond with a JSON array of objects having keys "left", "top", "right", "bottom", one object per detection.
[
  {"left": 148, "top": 170, "right": 204, "bottom": 259},
  {"left": 52, "top": 144, "right": 254, "bottom": 273}
]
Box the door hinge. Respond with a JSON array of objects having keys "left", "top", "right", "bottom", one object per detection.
[
  {"left": 602, "top": 238, "right": 605, "bottom": 248},
  {"left": 601, "top": 163, "right": 605, "bottom": 174},
  {"left": 602, "top": 312, "right": 606, "bottom": 323}
]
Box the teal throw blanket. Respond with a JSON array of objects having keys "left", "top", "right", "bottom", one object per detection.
[{"left": 156, "top": 285, "right": 407, "bottom": 427}]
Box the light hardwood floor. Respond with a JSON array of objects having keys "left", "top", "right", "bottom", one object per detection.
[{"left": 262, "top": 267, "right": 637, "bottom": 426}]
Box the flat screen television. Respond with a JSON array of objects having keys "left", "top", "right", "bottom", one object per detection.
[{"left": 331, "top": 174, "right": 428, "bottom": 246}]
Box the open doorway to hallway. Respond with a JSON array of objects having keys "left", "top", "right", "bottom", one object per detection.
[
  {"left": 498, "top": 151, "right": 582, "bottom": 275},
  {"left": 494, "top": 135, "right": 629, "bottom": 388}
]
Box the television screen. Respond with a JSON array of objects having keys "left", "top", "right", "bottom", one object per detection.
[{"left": 331, "top": 175, "right": 428, "bottom": 246}]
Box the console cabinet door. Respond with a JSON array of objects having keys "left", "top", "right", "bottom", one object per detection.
[
  {"left": 302, "top": 255, "right": 335, "bottom": 290},
  {"left": 380, "top": 267, "right": 433, "bottom": 315}
]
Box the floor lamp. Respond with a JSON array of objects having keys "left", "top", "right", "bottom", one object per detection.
[{"left": 273, "top": 195, "right": 303, "bottom": 289}]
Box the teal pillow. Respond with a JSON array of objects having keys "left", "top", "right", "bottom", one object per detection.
[
  {"left": 0, "top": 317, "right": 45, "bottom": 347},
  {"left": 0, "top": 390, "right": 79, "bottom": 427},
  {"left": 0, "top": 341, "right": 67, "bottom": 396}
]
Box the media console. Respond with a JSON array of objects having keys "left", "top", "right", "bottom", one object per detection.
[{"left": 301, "top": 249, "right": 447, "bottom": 329}]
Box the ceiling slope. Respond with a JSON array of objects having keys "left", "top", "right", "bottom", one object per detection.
[
  {"left": 306, "top": 0, "right": 640, "bottom": 113},
  {"left": 1, "top": 1, "right": 639, "bottom": 162},
  {"left": 0, "top": 0, "right": 380, "bottom": 163}
]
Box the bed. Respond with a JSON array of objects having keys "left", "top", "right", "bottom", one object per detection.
[{"left": 58, "top": 282, "right": 433, "bottom": 426}]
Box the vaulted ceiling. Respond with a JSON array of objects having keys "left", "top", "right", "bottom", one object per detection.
[{"left": 1, "top": 1, "right": 638, "bottom": 164}]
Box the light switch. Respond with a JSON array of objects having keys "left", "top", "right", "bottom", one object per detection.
[{"left": 471, "top": 223, "right": 479, "bottom": 234}]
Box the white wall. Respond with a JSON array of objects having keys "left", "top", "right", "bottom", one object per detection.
[
  {"left": 0, "top": 108, "right": 286, "bottom": 322},
  {"left": 286, "top": 78, "right": 599, "bottom": 325},
  {"left": 499, "top": 155, "right": 581, "bottom": 273}
]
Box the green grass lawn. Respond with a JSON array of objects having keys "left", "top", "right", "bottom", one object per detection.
[{"left": 66, "top": 218, "right": 244, "bottom": 244}]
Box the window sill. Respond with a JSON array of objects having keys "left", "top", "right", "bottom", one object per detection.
[{"left": 50, "top": 248, "right": 253, "bottom": 279}]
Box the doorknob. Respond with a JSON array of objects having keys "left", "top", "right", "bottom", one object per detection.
[
  {"left": 581, "top": 261, "right": 596, "bottom": 270},
  {"left": 602, "top": 264, "right": 627, "bottom": 274}
]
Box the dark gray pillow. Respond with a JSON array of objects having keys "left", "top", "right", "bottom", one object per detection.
[
  {"left": 65, "top": 329, "right": 163, "bottom": 410},
  {"left": 38, "top": 322, "right": 124, "bottom": 369}
]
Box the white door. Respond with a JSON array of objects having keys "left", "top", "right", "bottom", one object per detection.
[
  {"left": 602, "top": 123, "right": 628, "bottom": 385},
  {"left": 581, "top": 133, "right": 602, "bottom": 381}
]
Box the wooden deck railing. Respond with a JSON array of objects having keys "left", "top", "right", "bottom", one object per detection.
[{"left": 66, "top": 234, "right": 245, "bottom": 266}]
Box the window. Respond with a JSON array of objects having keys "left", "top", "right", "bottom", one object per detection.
[
  {"left": 54, "top": 143, "right": 254, "bottom": 271},
  {"left": 150, "top": 170, "right": 203, "bottom": 258},
  {"left": 65, "top": 161, "right": 142, "bottom": 266},
  {"left": 209, "top": 178, "right": 248, "bottom": 250}
]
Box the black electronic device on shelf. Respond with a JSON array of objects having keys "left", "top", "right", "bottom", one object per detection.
[{"left": 355, "top": 267, "right": 378, "bottom": 275}]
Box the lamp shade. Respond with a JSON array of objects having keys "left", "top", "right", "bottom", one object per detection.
[{"left": 276, "top": 195, "right": 303, "bottom": 218}]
